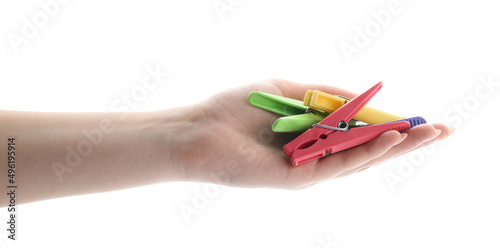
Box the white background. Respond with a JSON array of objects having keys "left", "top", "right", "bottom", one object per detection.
[{"left": 1, "top": 1, "right": 499, "bottom": 247}]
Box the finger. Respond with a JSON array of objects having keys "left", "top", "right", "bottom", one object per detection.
[
  {"left": 310, "top": 130, "right": 405, "bottom": 182},
  {"left": 415, "top": 123, "right": 455, "bottom": 147},
  {"left": 351, "top": 123, "right": 453, "bottom": 173},
  {"left": 376, "top": 123, "right": 454, "bottom": 161},
  {"left": 354, "top": 124, "right": 438, "bottom": 168},
  {"left": 267, "top": 78, "right": 359, "bottom": 100}
]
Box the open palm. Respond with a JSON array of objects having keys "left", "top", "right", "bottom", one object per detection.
[{"left": 184, "top": 79, "right": 453, "bottom": 189}]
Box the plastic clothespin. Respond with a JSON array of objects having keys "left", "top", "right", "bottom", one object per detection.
[
  {"left": 304, "top": 90, "right": 405, "bottom": 125},
  {"left": 248, "top": 91, "right": 328, "bottom": 132},
  {"left": 272, "top": 113, "right": 325, "bottom": 132},
  {"left": 387, "top": 116, "right": 427, "bottom": 131},
  {"left": 248, "top": 91, "right": 308, "bottom": 116},
  {"left": 283, "top": 82, "right": 411, "bottom": 166}
]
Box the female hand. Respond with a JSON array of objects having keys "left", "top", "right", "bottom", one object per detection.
[{"left": 175, "top": 79, "right": 454, "bottom": 189}]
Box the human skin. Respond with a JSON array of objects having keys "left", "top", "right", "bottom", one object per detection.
[{"left": 0, "top": 79, "right": 454, "bottom": 206}]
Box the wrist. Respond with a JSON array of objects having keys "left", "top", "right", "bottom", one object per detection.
[{"left": 147, "top": 104, "right": 206, "bottom": 183}]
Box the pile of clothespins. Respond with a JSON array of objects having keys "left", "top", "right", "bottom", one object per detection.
[{"left": 248, "top": 82, "right": 426, "bottom": 166}]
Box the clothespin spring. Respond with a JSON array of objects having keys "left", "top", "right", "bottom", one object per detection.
[
  {"left": 312, "top": 121, "right": 349, "bottom": 132},
  {"left": 305, "top": 107, "right": 327, "bottom": 116}
]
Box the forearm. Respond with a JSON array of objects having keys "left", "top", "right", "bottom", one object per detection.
[{"left": 0, "top": 108, "right": 197, "bottom": 205}]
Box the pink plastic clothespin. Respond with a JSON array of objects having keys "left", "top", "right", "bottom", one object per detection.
[{"left": 283, "top": 82, "right": 411, "bottom": 166}]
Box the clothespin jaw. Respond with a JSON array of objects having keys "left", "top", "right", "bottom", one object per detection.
[
  {"left": 271, "top": 113, "right": 324, "bottom": 132},
  {"left": 283, "top": 82, "right": 411, "bottom": 166},
  {"left": 388, "top": 116, "right": 427, "bottom": 131}
]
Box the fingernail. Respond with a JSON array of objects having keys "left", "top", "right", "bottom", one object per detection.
[
  {"left": 429, "top": 129, "right": 441, "bottom": 141},
  {"left": 448, "top": 126, "right": 456, "bottom": 135},
  {"left": 395, "top": 133, "right": 408, "bottom": 145},
  {"left": 436, "top": 126, "right": 456, "bottom": 141}
]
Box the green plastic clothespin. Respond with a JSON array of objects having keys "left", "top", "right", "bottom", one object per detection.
[
  {"left": 248, "top": 91, "right": 307, "bottom": 116},
  {"left": 271, "top": 113, "right": 324, "bottom": 132},
  {"left": 248, "top": 91, "right": 327, "bottom": 132}
]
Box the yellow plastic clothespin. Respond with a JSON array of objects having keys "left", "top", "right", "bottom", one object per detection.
[{"left": 303, "top": 90, "right": 404, "bottom": 124}]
